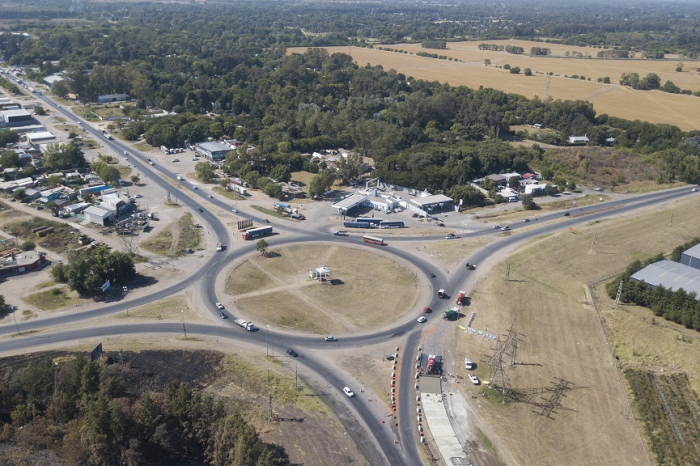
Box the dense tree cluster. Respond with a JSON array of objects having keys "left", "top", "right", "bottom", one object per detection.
[
  {"left": 0, "top": 355, "right": 287, "bottom": 465},
  {"left": 2, "top": 2, "right": 700, "bottom": 195},
  {"left": 421, "top": 40, "right": 446, "bottom": 50},
  {"left": 529, "top": 47, "right": 550, "bottom": 56},
  {"left": 51, "top": 246, "right": 135, "bottom": 295},
  {"left": 505, "top": 45, "right": 524, "bottom": 54}
]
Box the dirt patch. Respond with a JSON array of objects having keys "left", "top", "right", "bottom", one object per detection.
[{"left": 224, "top": 245, "right": 420, "bottom": 334}]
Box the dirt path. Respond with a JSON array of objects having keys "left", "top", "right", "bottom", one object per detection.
[
  {"left": 167, "top": 222, "right": 181, "bottom": 256},
  {"left": 246, "top": 259, "right": 357, "bottom": 330}
]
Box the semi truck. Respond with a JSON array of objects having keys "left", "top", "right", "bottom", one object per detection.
[
  {"left": 234, "top": 319, "right": 255, "bottom": 331},
  {"left": 343, "top": 221, "right": 376, "bottom": 229},
  {"left": 456, "top": 291, "right": 466, "bottom": 305},
  {"left": 443, "top": 308, "right": 459, "bottom": 320},
  {"left": 242, "top": 225, "right": 272, "bottom": 240}
]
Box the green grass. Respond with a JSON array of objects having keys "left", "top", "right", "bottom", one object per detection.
[
  {"left": 140, "top": 213, "right": 201, "bottom": 256},
  {"left": 132, "top": 141, "right": 152, "bottom": 152},
  {"left": 117, "top": 165, "right": 133, "bottom": 177},
  {"left": 140, "top": 229, "right": 173, "bottom": 255},
  {"left": 177, "top": 212, "right": 201, "bottom": 251},
  {"left": 212, "top": 186, "right": 246, "bottom": 201},
  {"left": 72, "top": 106, "right": 100, "bottom": 122},
  {"left": 85, "top": 104, "right": 126, "bottom": 119},
  {"left": 251, "top": 205, "right": 285, "bottom": 218},
  {"left": 23, "top": 287, "right": 84, "bottom": 311}
]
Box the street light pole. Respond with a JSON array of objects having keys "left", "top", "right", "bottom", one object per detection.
[
  {"left": 182, "top": 309, "right": 187, "bottom": 339},
  {"left": 123, "top": 286, "right": 128, "bottom": 316},
  {"left": 266, "top": 325, "right": 270, "bottom": 356}
]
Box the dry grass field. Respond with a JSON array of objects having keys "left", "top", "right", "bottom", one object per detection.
[
  {"left": 454, "top": 194, "right": 700, "bottom": 465},
  {"left": 223, "top": 245, "right": 419, "bottom": 334},
  {"left": 289, "top": 39, "right": 700, "bottom": 130}
]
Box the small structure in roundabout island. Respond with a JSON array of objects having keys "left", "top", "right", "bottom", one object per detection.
[{"left": 310, "top": 265, "right": 331, "bottom": 283}]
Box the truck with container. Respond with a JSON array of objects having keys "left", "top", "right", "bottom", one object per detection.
[
  {"left": 232, "top": 185, "right": 248, "bottom": 196},
  {"left": 443, "top": 308, "right": 459, "bottom": 320},
  {"left": 241, "top": 225, "right": 272, "bottom": 240},
  {"left": 344, "top": 221, "right": 376, "bottom": 229}
]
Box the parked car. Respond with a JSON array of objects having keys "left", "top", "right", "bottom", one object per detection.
[
  {"left": 216, "top": 302, "right": 224, "bottom": 309},
  {"left": 286, "top": 349, "right": 298, "bottom": 357},
  {"left": 343, "top": 387, "right": 355, "bottom": 397},
  {"left": 417, "top": 316, "right": 427, "bottom": 323},
  {"left": 468, "top": 374, "right": 480, "bottom": 385},
  {"left": 325, "top": 336, "right": 338, "bottom": 341}
]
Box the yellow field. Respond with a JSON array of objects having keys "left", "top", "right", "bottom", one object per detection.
[
  {"left": 455, "top": 194, "right": 700, "bottom": 465},
  {"left": 288, "top": 39, "right": 700, "bottom": 130}
]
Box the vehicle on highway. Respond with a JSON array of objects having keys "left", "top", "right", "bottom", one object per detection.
[
  {"left": 193, "top": 185, "right": 198, "bottom": 190},
  {"left": 149, "top": 161, "right": 154, "bottom": 165},
  {"left": 693, "top": 188, "right": 698, "bottom": 192},
  {"left": 501, "top": 226, "right": 510, "bottom": 231},
  {"left": 124, "top": 151, "right": 128, "bottom": 155},
  {"left": 523, "top": 218, "right": 530, "bottom": 222},
  {"left": 445, "top": 233, "right": 455, "bottom": 239},
  {"left": 286, "top": 349, "right": 298, "bottom": 357},
  {"left": 215, "top": 302, "right": 224, "bottom": 309},
  {"left": 208, "top": 194, "right": 213, "bottom": 198},
  {"left": 563, "top": 212, "right": 570, "bottom": 216},
  {"left": 343, "top": 387, "right": 355, "bottom": 397},
  {"left": 77, "top": 121, "right": 81, "bottom": 125},
  {"left": 437, "top": 289, "right": 446, "bottom": 298},
  {"left": 325, "top": 336, "right": 338, "bottom": 341},
  {"left": 468, "top": 374, "right": 480, "bottom": 385},
  {"left": 219, "top": 312, "right": 227, "bottom": 319},
  {"left": 492, "top": 225, "right": 501, "bottom": 229},
  {"left": 417, "top": 316, "right": 427, "bottom": 323},
  {"left": 423, "top": 307, "right": 431, "bottom": 313},
  {"left": 231, "top": 208, "right": 238, "bottom": 213},
  {"left": 429, "top": 272, "right": 436, "bottom": 278},
  {"left": 198, "top": 208, "right": 204, "bottom": 213}
]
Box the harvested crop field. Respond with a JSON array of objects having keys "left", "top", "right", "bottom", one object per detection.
[
  {"left": 454, "top": 194, "right": 700, "bottom": 465},
  {"left": 223, "top": 244, "right": 420, "bottom": 334},
  {"left": 289, "top": 39, "right": 700, "bottom": 130}
]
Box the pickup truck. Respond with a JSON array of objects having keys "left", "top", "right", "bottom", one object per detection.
[
  {"left": 234, "top": 318, "right": 255, "bottom": 331},
  {"left": 333, "top": 230, "right": 348, "bottom": 236}
]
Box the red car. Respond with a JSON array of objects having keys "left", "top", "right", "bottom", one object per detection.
[{"left": 423, "top": 307, "right": 432, "bottom": 313}]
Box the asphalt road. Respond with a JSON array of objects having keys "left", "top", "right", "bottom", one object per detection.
[{"left": 4, "top": 71, "right": 699, "bottom": 465}]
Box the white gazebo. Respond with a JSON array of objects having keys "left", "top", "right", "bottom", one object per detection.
[{"left": 310, "top": 265, "right": 331, "bottom": 282}]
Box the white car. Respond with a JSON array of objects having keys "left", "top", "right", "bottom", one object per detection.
[
  {"left": 693, "top": 188, "right": 698, "bottom": 192},
  {"left": 215, "top": 302, "right": 224, "bottom": 309},
  {"left": 149, "top": 161, "right": 154, "bottom": 165},
  {"left": 325, "top": 336, "right": 337, "bottom": 341},
  {"left": 231, "top": 208, "right": 238, "bottom": 213},
  {"left": 343, "top": 387, "right": 355, "bottom": 397},
  {"left": 417, "top": 316, "right": 427, "bottom": 323},
  {"left": 468, "top": 374, "right": 480, "bottom": 385},
  {"left": 501, "top": 226, "right": 510, "bottom": 231}
]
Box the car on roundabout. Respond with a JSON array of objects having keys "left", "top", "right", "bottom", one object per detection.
[
  {"left": 219, "top": 312, "right": 227, "bottom": 319},
  {"left": 343, "top": 387, "right": 355, "bottom": 397},
  {"left": 215, "top": 302, "right": 224, "bottom": 309},
  {"left": 423, "top": 307, "right": 431, "bottom": 313},
  {"left": 417, "top": 316, "right": 427, "bottom": 323}
]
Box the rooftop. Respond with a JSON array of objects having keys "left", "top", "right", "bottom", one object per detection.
[{"left": 630, "top": 260, "right": 700, "bottom": 297}]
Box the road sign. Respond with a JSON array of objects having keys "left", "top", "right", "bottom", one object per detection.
[{"left": 102, "top": 280, "right": 110, "bottom": 292}]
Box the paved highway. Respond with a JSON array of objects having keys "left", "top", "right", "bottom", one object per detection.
[{"left": 4, "top": 71, "right": 699, "bottom": 465}]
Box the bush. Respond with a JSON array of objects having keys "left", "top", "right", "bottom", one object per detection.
[
  {"left": 509, "top": 67, "right": 520, "bottom": 74},
  {"left": 20, "top": 240, "right": 35, "bottom": 251}
]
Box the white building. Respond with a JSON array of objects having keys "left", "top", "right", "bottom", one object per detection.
[
  {"left": 568, "top": 135, "right": 590, "bottom": 144},
  {"left": 83, "top": 205, "right": 115, "bottom": 226}
]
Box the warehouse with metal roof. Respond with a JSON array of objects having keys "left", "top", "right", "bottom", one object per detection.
[
  {"left": 630, "top": 260, "right": 700, "bottom": 297},
  {"left": 680, "top": 243, "right": 700, "bottom": 270}
]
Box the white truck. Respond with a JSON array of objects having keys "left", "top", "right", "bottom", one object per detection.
[{"left": 234, "top": 318, "right": 255, "bottom": 331}]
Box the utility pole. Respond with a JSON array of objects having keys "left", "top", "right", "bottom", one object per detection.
[
  {"left": 181, "top": 309, "right": 187, "bottom": 339},
  {"left": 266, "top": 325, "right": 270, "bottom": 356},
  {"left": 589, "top": 233, "right": 596, "bottom": 254},
  {"left": 12, "top": 308, "right": 20, "bottom": 335},
  {"left": 123, "top": 286, "right": 129, "bottom": 316},
  {"left": 295, "top": 364, "right": 298, "bottom": 398},
  {"left": 669, "top": 212, "right": 674, "bottom": 227}
]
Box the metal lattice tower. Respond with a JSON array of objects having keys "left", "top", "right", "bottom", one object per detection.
[
  {"left": 537, "top": 378, "right": 573, "bottom": 419},
  {"left": 486, "top": 335, "right": 511, "bottom": 403},
  {"left": 117, "top": 230, "right": 139, "bottom": 256},
  {"left": 614, "top": 280, "right": 624, "bottom": 305},
  {"left": 504, "top": 317, "right": 524, "bottom": 367}
]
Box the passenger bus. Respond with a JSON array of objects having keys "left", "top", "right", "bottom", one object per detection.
[{"left": 362, "top": 235, "right": 384, "bottom": 246}]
